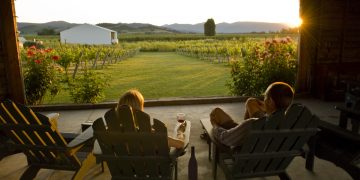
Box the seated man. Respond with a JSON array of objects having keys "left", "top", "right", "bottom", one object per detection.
[{"left": 211, "top": 82, "right": 295, "bottom": 147}]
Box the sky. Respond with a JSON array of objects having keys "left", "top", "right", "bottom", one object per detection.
[{"left": 15, "top": 0, "right": 301, "bottom": 27}]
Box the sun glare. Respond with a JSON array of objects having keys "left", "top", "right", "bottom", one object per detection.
[{"left": 288, "top": 17, "right": 303, "bottom": 27}]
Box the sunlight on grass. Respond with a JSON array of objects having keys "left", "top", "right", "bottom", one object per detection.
[{"left": 45, "top": 52, "right": 231, "bottom": 104}]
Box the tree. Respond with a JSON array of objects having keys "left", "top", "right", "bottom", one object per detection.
[
  {"left": 279, "top": 27, "right": 299, "bottom": 34},
  {"left": 204, "top": 18, "right": 216, "bottom": 36},
  {"left": 37, "top": 28, "right": 57, "bottom": 35}
]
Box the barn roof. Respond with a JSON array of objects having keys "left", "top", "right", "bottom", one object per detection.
[{"left": 60, "top": 23, "right": 116, "bottom": 33}]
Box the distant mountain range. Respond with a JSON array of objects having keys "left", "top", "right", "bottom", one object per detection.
[
  {"left": 97, "top": 22, "right": 179, "bottom": 33},
  {"left": 17, "top": 21, "right": 177, "bottom": 34},
  {"left": 163, "top": 22, "right": 289, "bottom": 33},
  {"left": 17, "top": 21, "right": 290, "bottom": 35}
]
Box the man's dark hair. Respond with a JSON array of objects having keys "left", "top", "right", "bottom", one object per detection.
[{"left": 268, "top": 82, "right": 294, "bottom": 109}]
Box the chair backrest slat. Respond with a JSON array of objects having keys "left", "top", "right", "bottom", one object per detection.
[
  {"left": 153, "top": 119, "right": 169, "bottom": 156},
  {"left": 264, "top": 106, "right": 309, "bottom": 172},
  {"left": 93, "top": 105, "right": 172, "bottom": 179},
  {"left": 232, "top": 104, "right": 318, "bottom": 177},
  {"left": 267, "top": 106, "right": 317, "bottom": 171},
  {"left": 0, "top": 102, "right": 49, "bottom": 162},
  {"left": 235, "top": 111, "right": 283, "bottom": 173},
  {"left": 0, "top": 100, "right": 81, "bottom": 169},
  {"left": 240, "top": 111, "right": 285, "bottom": 173},
  {"left": 119, "top": 106, "right": 137, "bottom": 132},
  {"left": 12, "top": 104, "right": 68, "bottom": 160},
  {"left": 104, "top": 108, "right": 121, "bottom": 131},
  {"left": 134, "top": 109, "right": 151, "bottom": 132}
]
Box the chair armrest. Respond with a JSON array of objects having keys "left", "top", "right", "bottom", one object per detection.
[
  {"left": 67, "top": 127, "right": 94, "bottom": 149},
  {"left": 45, "top": 113, "right": 60, "bottom": 121},
  {"left": 45, "top": 113, "right": 60, "bottom": 129},
  {"left": 60, "top": 132, "right": 78, "bottom": 143},
  {"left": 200, "top": 118, "right": 232, "bottom": 153},
  {"left": 169, "top": 147, "right": 186, "bottom": 159},
  {"left": 335, "top": 105, "right": 360, "bottom": 116},
  {"left": 318, "top": 120, "right": 360, "bottom": 142},
  {"left": 169, "top": 120, "right": 191, "bottom": 158},
  {"left": 93, "top": 139, "right": 102, "bottom": 155},
  {"left": 172, "top": 120, "right": 191, "bottom": 149}
]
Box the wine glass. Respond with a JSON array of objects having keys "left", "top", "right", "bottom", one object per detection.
[{"left": 177, "top": 113, "right": 186, "bottom": 124}]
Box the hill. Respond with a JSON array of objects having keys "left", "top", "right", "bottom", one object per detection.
[
  {"left": 17, "top": 21, "right": 177, "bottom": 35},
  {"left": 18, "top": 21, "right": 79, "bottom": 35},
  {"left": 96, "top": 23, "right": 178, "bottom": 33},
  {"left": 162, "top": 21, "right": 290, "bottom": 33},
  {"left": 17, "top": 21, "right": 291, "bottom": 35},
  {"left": 161, "top": 23, "right": 204, "bottom": 33}
]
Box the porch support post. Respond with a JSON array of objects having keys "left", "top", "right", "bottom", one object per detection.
[
  {"left": 0, "top": 0, "right": 25, "bottom": 103},
  {"left": 296, "top": 0, "right": 320, "bottom": 94}
]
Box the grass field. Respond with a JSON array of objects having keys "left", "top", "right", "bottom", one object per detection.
[{"left": 44, "top": 52, "right": 231, "bottom": 104}]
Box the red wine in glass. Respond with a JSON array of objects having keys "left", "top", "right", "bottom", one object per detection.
[
  {"left": 177, "top": 119, "right": 185, "bottom": 123},
  {"left": 177, "top": 113, "right": 186, "bottom": 124}
]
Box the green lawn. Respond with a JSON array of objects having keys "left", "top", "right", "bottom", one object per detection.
[{"left": 44, "top": 52, "right": 231, "bottom": 104}]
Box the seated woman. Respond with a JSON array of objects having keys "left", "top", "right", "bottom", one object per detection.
[{"left": 117, "top": 89, "right": 186, "bottom": 149}]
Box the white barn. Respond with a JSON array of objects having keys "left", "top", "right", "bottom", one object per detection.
[{"left": 60, "top": 24, "right": 118, "bottom": 45}]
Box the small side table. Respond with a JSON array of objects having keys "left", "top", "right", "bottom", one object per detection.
[
  {"left": 81, "top": 120, "right": 94, "bottom": 132},
  {"left": 335, "top": 105, "right": 360, "bottom": 133}
]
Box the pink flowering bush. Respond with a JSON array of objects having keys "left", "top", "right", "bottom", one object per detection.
[
  {"left": 228, "top": 37, "right": 297, "bottom": 96},
  {"left": 21, "top": 46, "right": 63, "bottom": 105}
]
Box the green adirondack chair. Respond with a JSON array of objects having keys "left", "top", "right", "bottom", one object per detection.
[
  {"left": 0, "top": 100, "right": 95, "bottom": 180},
  {"left": 92, "top": 105, "right": 189, "bottom": 180},
  {"left": 201, "top": 103, "right": 318, "bottom": 180},
  {"left": 0, "top": 130, "right": 21, "bottom": 160}
]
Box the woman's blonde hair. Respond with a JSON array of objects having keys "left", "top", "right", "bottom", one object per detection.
[{"left": 117, "top": 89, "right": 144, "bottom": 111}]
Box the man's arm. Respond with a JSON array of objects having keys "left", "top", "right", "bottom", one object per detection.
[{"left": 212, "top": 118, "right": 255, "bottom": 147}]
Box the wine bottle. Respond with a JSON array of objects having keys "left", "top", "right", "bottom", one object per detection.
[{"left": 188, "top": 146, "right": 198, "bottom": 180}]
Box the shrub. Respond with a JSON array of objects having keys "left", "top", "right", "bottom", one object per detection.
[
  {"left": 37, "top": 28, "right": 58, "bottom": 35},
  {"left": 228, "top": 38, "right": 297, "bottom": 96},
  {"left": 22, "top": 46, "right": 63, "bottom": 105},
  {"left": 23, "top": 41, "right": 44, "bottom": 49},
  {"left": 68, "top": 70, "right": 108, "bottom": 103}
]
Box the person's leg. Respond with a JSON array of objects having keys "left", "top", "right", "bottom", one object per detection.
[
  {"left": 244, "top": 98, "right": 265, "bottom": 119},
  {"left": 210, "top": 107, "right": 238, "bottom": 129}
]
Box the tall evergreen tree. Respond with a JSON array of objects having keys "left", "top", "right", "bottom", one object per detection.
[{"left": 204, "top": 18, "right": 216, "bottom": 36}]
